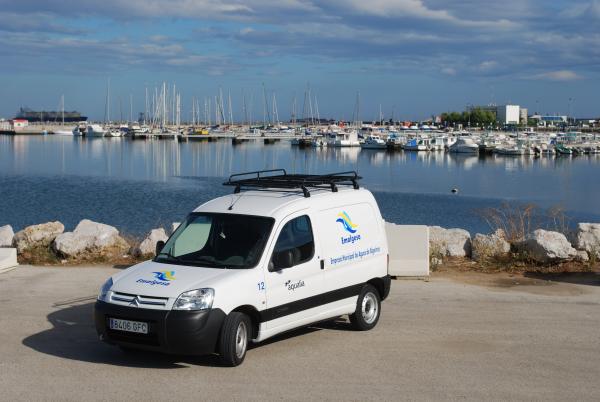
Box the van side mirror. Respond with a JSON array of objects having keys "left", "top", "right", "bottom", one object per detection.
[
  {"left": 271, "top": 250, "right": 294, "bottom": 271},
  {"left": 155, "top": 240, "right": 165, "bottom": 256}
]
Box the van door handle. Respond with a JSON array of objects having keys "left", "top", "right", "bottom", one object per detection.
[{"left": 320, "top": 259, "right": 325, "bottom": 270}]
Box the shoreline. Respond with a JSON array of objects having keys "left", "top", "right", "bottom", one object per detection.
[{"left": 2, "top": 219, "right": 598, "bottom": 274}]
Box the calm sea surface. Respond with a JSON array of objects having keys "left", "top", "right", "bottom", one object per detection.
[{"left": 1, "top": 135, "right": 599, "bottom": 236}]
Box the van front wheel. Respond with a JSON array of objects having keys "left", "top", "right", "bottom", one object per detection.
[
  {"left": 218, "top": 312, "right": 251, "bottom": 367},
  {"left": 349, "top": 284, "right": 381, "bottom": 331}
]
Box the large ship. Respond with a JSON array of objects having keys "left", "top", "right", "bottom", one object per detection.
[{"left": 15, "top": 107, "right": 87, "bottom": 123}]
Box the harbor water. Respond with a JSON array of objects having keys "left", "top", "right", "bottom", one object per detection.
[{"left": 1, "top": 135, "right": 599, "bottom": 236}]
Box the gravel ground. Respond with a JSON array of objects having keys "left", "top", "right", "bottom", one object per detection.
[{"left": 0, "top": 265, "right": 599, "bottom": 401}]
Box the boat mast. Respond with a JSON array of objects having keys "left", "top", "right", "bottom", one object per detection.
[
  {"left": 272, "top": 93, "right": 279, "bottom": 127},
  {"left": 242, "top": 89, "right": 248, "bottom": 126},
  {"left": 228, "top": 90, "right": 233, "bottom": 125},
  {"left": 107, "top": 78, "right": 111, "bottom": 124},
  {"left": 291, "top": 94, "right": 297, "bottom": 125},
  {"left": 162, "top": 82, "right": 166, "bottom": 129}
]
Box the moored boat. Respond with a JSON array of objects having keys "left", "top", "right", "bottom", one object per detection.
[
  {"left": 360, "top": 135, "right": 387, "bottom": 150},
  {"left": 448, "top": 137, "right": 479, "bottom": 154}
]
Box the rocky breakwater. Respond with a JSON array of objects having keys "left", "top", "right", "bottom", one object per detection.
[
  {"left": 53, "top": 219, "right": 129, "bottom": 259},
  {"left": 0, "top": 225, "right": 14, "bottom": 248},
  {"left": 13, "top": 221, "right": 64, "bottom": 253},
  {"left": 429, "top": 223, "right": 600, "bottom": 268},
  {"left": 0, "top": 219, "right": 175, "bottom": 265},
  {"left": 1, "top": 218, "right": 599, "bottom": 269}
]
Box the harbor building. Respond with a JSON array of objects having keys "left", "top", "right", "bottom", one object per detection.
[
  {"left": 496, "top": 105, "right": 520, "bottom": 125},
  {"left": 520, "top": 108, "right": 528, "bottom": 125},
  {"left": 12, "top": 119, "right": 28, "bottom": 129},
  {"left": 468, "top": 104, "right": 522, "bottom": 125}
]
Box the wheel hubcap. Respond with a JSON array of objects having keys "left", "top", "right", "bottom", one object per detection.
[
  {"left": 361, "top": 292, "right": 378, "bottom": 324},
  {"left": 235, "top": 321, "right": 248, "bottom": 359}
]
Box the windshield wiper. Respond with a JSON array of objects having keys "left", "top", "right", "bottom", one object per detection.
[{"left": 193, "top": 256, "right": 231, "bottom": 269}]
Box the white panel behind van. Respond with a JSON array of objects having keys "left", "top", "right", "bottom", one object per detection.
[{"left": 386, "top": 223, "right": 429, "bottom": 277}]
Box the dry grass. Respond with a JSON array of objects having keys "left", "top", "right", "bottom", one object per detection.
[
  {"left": 17, "top": 245, "right": 60, "bottom": 266},
  {"left": 435, "top": 255, "right": 597, "bottom": 275},
  {"left": 478, "top": 202, "right": 573, "bottom": 243},
  {"left": 479, "top": 203, "right": 539, "bottom": 243}
]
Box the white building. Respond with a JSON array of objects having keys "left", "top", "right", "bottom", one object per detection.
[
  {"left": 12, "top": 119, "right": 28, "bottom": 129},
  {"left": 496, "top": 105, "right": 520, "bottom": 125}
]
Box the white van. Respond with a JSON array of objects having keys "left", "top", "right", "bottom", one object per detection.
[{"left": 95, "top": 170, "right": 391, "bottom": 366}]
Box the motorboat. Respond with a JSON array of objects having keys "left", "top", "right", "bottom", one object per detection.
[
  {"left": 448, "top": 137, "right": 479, "bottom": 154},
  {"left": 86, "top": 124, "right": 106, "bottom": 137},
  {"left": 328, "top": 130, "right": 360, "bottom": 147},
  {"left": 404, "top": 137, "right": 430, "bottom": 151},
  {"left": 105, "top": 128, "right": 123, "bottom": 137},
  {"left": 360, "top": 135, "right": 387, "bottom": 150}
]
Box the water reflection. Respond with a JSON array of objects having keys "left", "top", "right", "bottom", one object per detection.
[{"left": 1, "top": 135, "right": 599, "bottom": 217}]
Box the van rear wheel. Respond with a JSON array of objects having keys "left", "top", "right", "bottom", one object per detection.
[
  {"left": 218, "top": 312, "right": 251, "bottom": 367},
  {"left": 349, "top": 284, "right": 381, "bottom": 331}
]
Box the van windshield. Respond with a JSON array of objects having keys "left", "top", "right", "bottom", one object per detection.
[{"left": 154, "top": 213, "right": 275, "bottom": 269}]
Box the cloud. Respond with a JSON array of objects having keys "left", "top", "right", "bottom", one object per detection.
[
  {"left": 531, "top": 70, "right": 583, "bottom": 81},
  {"left": 0, "top": 31, "right": 240, "bottom": 75},
  {"left": 441, "top": 67, "right": 457, "bottom": 75},
  {"left": 562, "top": 1, "right": 600, "bottom": 19},
  {"left": 0, "top": 12, "right": 86, "bottom": 35},
  {"left": 0, "top": 0, "right": 597, "bottom": 83}
]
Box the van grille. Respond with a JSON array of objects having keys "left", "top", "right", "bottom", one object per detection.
[{"left": 110, "top": 292, "right": 169, "bottom": 307}]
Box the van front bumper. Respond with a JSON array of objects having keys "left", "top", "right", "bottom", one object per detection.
[{"left": 94, "top": 301, "right": 225, "bottom": 355}]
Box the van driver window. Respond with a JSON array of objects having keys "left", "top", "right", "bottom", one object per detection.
[{"left": 272, "top": 215, "right": 315, "bottom": 269}]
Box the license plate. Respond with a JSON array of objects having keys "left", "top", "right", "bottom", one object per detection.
[{"left": 109, "top": 318, "right": 148, "bottom": 334}]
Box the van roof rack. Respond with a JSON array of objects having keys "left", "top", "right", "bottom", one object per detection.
[{"left": 223, "top": 169, "right": 361, "bottom": 198}]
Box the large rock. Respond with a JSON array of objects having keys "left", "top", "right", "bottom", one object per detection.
[
  {"left": 516, "top": 229, "right": 577, "bottom": 263},
  {"left": 472, "top": 230, "right": 511, "bottom": 261},
  {"left": 133, "top": 228, "right": 168, "bottom": 257},
  {"left": 570, "top": 223, "right": 600, "bottom": 257},
  {"left": 429, "top": 226, "right": 471, "bottom": 258},
  {"left": 13, "top": 221, "right": 64, "bottom": 253},
  {"left": 53, "top": 219, "right": 129, "bottom": 258},
  {"left": 575, "top": 250, "right": 589, "bottom": 263},
  {"left": 0, "top": 225, "right": 14, "bottom": 248},
  {"left": 171, "top": 222, "right": 181, "bottom": 234}
]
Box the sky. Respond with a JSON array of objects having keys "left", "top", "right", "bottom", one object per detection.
[{"left": 0, "top": 0, "right": 598, "bottom": 121}]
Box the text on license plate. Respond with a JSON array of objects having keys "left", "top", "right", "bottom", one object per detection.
[{"left": 109, "top": 318, "right": 148, "bottom": 334}]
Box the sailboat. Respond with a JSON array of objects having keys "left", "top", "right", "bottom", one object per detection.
[
  {"left": 53, "top": 95, "right": 80, "bottom": 136},
  {"left": 103, "top": 79, "right": 122, "bottom": 137}
]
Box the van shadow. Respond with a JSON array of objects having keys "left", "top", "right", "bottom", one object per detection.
[
  {"left": 22, "top": 301, "right": 218, "bottom": 369},
  {"left": 523, "top": 271, "right": 600, "bottom": 287},
  {"left": 22, "top": 301, "right": 353, "bottom": 368}
]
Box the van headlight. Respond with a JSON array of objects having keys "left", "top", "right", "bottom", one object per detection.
[
  {"left": 98, "top": 277, "right": 113, "bottom": 301},
  {"left": 173, "top": 288, "right": 214, "bottom": 311}
]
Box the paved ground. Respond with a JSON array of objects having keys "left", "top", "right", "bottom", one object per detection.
[{"left": 0, "top": 265, "right": 599, "bottom": 401}]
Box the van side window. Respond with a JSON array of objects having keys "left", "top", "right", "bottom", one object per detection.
[{"left": 271, "top": 215, "right": 315, "bottom": 270}]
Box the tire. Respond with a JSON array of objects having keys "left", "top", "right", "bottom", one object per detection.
[
  {"left": 218, "top": 312, "right": 251, "bottom": 367},
  {"left": 349, "top": 284, "right": 381, "bottom": 331}
]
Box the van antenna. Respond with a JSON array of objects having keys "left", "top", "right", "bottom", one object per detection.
[{"left": 228, "top": 192, "right": 243, "bottom": 210}]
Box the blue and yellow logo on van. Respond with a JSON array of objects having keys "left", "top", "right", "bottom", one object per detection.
[
  {"left": 336, "top": 211, "right": 358, "bottom": 234},
  {"left": 153, "top": 271, "right": 175, "bottom": 281},
  {"left": 337, "top": 211, "right": 361, "bottom": 245},
  {"left": 136, "top": 271, "right": 175, "bottom": 287}
]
